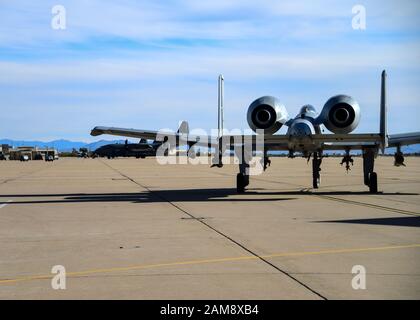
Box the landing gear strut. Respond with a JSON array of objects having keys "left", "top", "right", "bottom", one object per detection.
[
  {"left": 312, "top": 152, "right": 322, "bottom": 189},
  {"left": 363, "top": 147, "right": 378, "bottom": 193},
  {"left": 211, "top": 137, "right": 224, "bottom": 168}
]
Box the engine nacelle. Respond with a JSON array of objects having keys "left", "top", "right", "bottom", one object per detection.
[
  {"left": 247, "top": 96, "right": 288, "bottom": 134},
  {"left": 318, "top": 95, "right": 361, "bottom": 134}
]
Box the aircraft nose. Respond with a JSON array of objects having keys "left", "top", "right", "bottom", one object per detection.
[{"left": 291, "top": 122, "right": 313, "bottom": 136}]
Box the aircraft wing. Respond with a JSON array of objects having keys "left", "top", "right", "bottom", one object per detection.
[
  {"left": 91, "top": 126, "right": 162, "bottom": 140},
  {"left": 312, "top": 133, "right": 382, "bottom": 151},
  {"left": 222, "top": 133, "right": 382, "bottom": 151},
  {"left": 92, "top": 126, "right": 420, "bottom": 152},
  {"left": 91, "top": 126, "right": 219, "bottom": 147},
  {"left": 388, "top": 132, "right": 420, "bottom": 147},
  {"left": 318, "top": 132, "right": 420, "bottom": 150},
  {"left": 307, "top": 133, "right": 420, "bottom": 151},
  {"left": 90, "top": 127, "right": 382, "bottom": 151},
  {"left": 258, "top": 133, "right": 419, "bottom": 151}
]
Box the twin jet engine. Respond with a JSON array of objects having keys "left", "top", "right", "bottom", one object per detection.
[{"left": 246, "top": 94, "right": 361, "bottom": 134}]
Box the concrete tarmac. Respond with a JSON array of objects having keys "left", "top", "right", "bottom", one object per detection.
[{"left": 0, "top": 156, "right": 419, "bottom": 299}]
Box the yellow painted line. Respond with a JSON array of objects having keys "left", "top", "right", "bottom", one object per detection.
[
  {"left": 313, "top": 194, "right": 420, "bottom": 216},
  {"left": 1, "top": 243, "right": 419, "bottom": 285}
]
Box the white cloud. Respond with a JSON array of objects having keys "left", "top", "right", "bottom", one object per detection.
[
  {"left": 0, "top": 38, "right": 418, "bottom": 85},
  {"left": 0, "top": 0, "right": 419, "bottom": 140},
  {"left": 1, "top": 0, "right": 418, "bottom": 46}
]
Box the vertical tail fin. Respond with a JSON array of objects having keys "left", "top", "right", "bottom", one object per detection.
[
  {"left": 218, "top": 74, "right": 224, "bottom": 138},
  {"left": 177, "top": 120, "right": 189, "bottom": 135},
  {"left": 211, "top": 74, "right": 225, "bottom": 167},
  {"left": 380, "top": 70, "right": 388, "bottom": 153}
]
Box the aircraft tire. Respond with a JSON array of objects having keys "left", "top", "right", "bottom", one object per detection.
[
  {"left": 313, "top": 177, "right": 320, "bottom": 189},
  {"left": 369, "top": 172, "right": 378, "bottom": 193},
  {"left": 236, "top": 173, "right": 245, "bottom": 193}
]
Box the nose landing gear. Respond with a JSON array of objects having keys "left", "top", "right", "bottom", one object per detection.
[
  {"left": 312, "top": 152, "right": 322, "bottom": 189},
  {"left": 340, "top": 150, "right": 354, "bottom": 172}
]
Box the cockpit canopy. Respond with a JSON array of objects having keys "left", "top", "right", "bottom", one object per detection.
[{"left": 297, "top": 104, "right": 317, "bottom": 119}]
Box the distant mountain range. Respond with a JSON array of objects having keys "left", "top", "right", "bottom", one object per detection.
[{"left": 0, "top": 139, "right": 132, "bottom": 152}]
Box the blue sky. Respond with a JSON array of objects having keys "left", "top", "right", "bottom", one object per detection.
[{"left": 0, "top": 0, "right": 419, "bottom": 141}]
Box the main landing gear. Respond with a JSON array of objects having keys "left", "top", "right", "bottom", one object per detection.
[
  {"left": 236, "top": 148, "right": 252, "bottom": 193},
  {"left": 234, "top": 148, "right": 384, "bottom": 194},
  {"left": 363, "top": 147, "right": 378, "bottom": 193},
  {"left": 236, "top": 154, "right": 251, "bottom": 193},
  {"left": 236, "top": 170, "right": 249, "bottom": 193},
  {"left": 235, "top": 149, "right": 272, "bottom": 193}
]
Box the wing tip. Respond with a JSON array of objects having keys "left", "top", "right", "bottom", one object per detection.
[{"left": 90, "top": 126, "right": 104, "bottom": 136}]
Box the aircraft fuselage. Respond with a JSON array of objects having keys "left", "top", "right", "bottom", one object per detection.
[{"left": 286, "top": 105, "right": 322, "bottom": 153}]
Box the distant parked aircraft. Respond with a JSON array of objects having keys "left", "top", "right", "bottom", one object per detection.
[{"left": 93, "top": 139, "right": 161, "bottom": 159}]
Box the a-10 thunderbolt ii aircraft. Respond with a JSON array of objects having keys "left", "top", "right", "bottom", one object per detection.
[
  {"left": 91, "top": 70, "right": 420, "bottom": 193},
  {"left": 93, "top": 139, "right": 161, "bottom": 159}
]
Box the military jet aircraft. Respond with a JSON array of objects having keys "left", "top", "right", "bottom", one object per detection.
[
  {"left": 93, "top": 139, "right": 161, "bottom": 159},
  {"left": 91, "top": 71, "right": 420, "bottom": 193}
]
